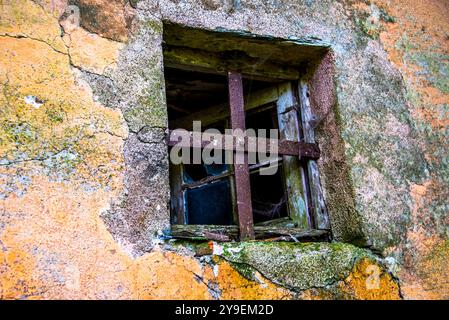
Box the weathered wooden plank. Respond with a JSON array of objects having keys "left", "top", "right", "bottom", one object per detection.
[
  {"left": 171, "top": 225, "right": 235, "bottom": 241},
  {"left": 254, "top": 227, "right": 328, "bottom": 241},
  {"left": 203, "top": 232, "right": 231, "bottom": 242},
  {"left": 171, "top": 84, "right": 280, "bottom": 130},
  {"left": 163, "top": 45, "right": 300, "bottom": 81},
  {"left": 254, "top": 216, "right": 293, "bottom": 227},
  {"left": 298, "top": 81, "right": 330, "bottom": 230},
  {"left": 276, "top": 82, "right": 311, "bottom": 230},
  {"left": 169, "top": 224, "right": 329, "bottom": 242},
  {"left": 169, "top": 163, "right": 186, "bottom": 224},
  {"left": 228, "top": 71, "right": 254, "bottom": 240}
]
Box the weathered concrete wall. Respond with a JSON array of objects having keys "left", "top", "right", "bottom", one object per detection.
[{"left": 0, "top": 0, "right": 447, "bottom": 299}]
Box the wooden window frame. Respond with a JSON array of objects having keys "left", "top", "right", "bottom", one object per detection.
[{"left": 167, "top": 69, "right": 330, "bottom": 242}]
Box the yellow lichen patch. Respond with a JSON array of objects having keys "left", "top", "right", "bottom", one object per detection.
[
  {"left": 301, "top": 258, "right": 400, "bottom": 300},
  {"left": 0, "top": 248, "right": 43, "bottom": 299},
  {"left": 340, "top": 258, "right": 401, "bottom": 300},
  {"left": 0, "top": 175, "right": 207, "bottom": 299},
  {"left": 202, "top": 259, "right": 292, "bottom": 300},
  {"left": 0, "top": 34, "right": 127, "bottom": 185},
  {"left": 132, "top": 251, "right": 212, "bottom": 300},
  {"left": 62, "top": 26, "right": 124, "bottom": 75},
  {"left": 33, "top": 0, "right": 69, "bottom": 18},
  {"left": 0, "top": 0, "right": 67, "bottom": 53}
]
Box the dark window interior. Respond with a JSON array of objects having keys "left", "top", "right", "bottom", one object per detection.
[
  {"left": 165, "top": 67, "right": 229, "bottom": 124},
  {"left": 185, "top": 179, "right": 233, "bottom": 225},
  {"left": 165, "top": 67, "right": 286, "bottom": 226},
  {"left": 246, "top": 107, "right": 288, "bottom": 224},
  {"left": 165, "top": 67, "right": 276, "bottom": 129}
]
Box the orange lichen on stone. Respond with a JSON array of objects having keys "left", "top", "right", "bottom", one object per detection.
[
  {"left": 0, "top": 248, "right": 43, "bottom": 299},
  {"left": 301, "top": 258, "right": 401, "bottom": 300},
  {"left": 203, "top": 260, "right": 293, "bottom": 300},
  {"left": 365, "top": 0, "right": 449, "bottom": 300},
  {"left": 340, "top": 258, "right": 400, "bottom": 300},
  {"left": 61, "top": 24, "right": 124, "bottom": 75},
  {"left": 373, "top": 0, "right": 449, "bottom": 129},
  {"left": 399, "top": 238, "right": 449, "bottom": 299},
  {"left": 131, "top": 251, "right": 212, "bottom": 300},
  {"left": 0, "top": 176, "right": 207, "bottom": 299},
  {"left": 0, "top": 173, "right": 292, "bottom": 299},
  {"left": 0, "top": 35, "right": 127, "bottom": 184},
  {"left": 407, "top": 183, "right": 442, "bottom": 257},
  {"left": 0, "top": 0, "right": 67, "bottom": 53}
]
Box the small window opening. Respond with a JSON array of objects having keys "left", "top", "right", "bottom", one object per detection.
[{"left": 163, "top": 23, "right": 331, "bottom": 242}]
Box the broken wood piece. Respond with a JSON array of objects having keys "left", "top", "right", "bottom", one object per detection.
[{"left": 181, "top": 170, "right": 234, "bottom": 190}]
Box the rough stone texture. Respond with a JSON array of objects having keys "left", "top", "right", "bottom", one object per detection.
[
  {"left": 0, "top": 0, "right": 447, "bottom": 299},
  {"left": 370, "top": 0, "right": 449, "bottom": 299},
  {"left": 308, "top": 51, "right": 367, "bottom": 246}
]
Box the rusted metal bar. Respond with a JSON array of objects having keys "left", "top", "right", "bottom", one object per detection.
[
  {"left": 277, "top": 140, "right": 320, "bottom": 159},
  {"left": 167, "top": 130, "right": 320, "bottom": 160},
  {"left": 228, "top": 71, "right": 254, "bottom": 240}
]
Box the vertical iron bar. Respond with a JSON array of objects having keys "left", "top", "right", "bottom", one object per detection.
[{"left": 228, "top": 71, "right": 254, "bottom": 240}]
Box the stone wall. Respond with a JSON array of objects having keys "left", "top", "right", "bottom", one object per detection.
[{"left": 0, "top": 0, "right": 447, "bottom": 299}]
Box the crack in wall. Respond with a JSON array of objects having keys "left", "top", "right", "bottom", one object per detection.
[
  {"left": 0, "top": 33, "right": 68, "bottom": 56},
  {"left": 161, "top": 250, "right": 222, "bottom": 299}
]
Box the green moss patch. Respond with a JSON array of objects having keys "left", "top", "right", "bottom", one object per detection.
[{"left": 219, "top": 242, "right": 375, "bottom": 291}]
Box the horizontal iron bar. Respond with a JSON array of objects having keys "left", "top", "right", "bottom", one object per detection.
[{"left": 167, "top": 130, "right": 320, "bottom": 160}]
